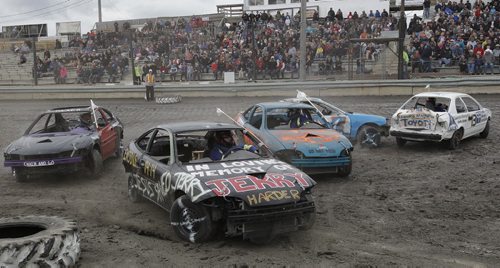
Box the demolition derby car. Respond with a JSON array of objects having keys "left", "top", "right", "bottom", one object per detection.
[
  {"left": 390, "top": 92, "right": 491, "bottom": 149},
  {"left": 3, "top": 103, "right": 124, "bottom": 181},
  {"left": 283, "top": 92, "right": 389, "bottom": 147},
  {"left": 122, "top": 122, "right": 316, "bottom": 243},
  {"left": 236, "top": 102, "right": 353, "bottom": 176}
]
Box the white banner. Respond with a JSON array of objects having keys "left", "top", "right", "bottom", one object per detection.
[{"left": 56, "top": 21, "right": 81, "bottom": 36}]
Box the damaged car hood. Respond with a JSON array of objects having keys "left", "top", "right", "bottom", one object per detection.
[
  {"left": 175, "top": 158, "right": 316, "bottom": 207},
  {"left": 269, "top": 129, "right": 351, "bottom": 157},
  {"left": 5, "top": 133, "right": 95, "bottom": 155}
]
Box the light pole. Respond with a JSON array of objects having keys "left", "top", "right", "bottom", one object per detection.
[
  {"left": 398, "top": 0, "right": 406, "bottom": 79},
  {"left": 299, "top": 0, "right": 307, "bottom": 81},
  {"left": 129, "top": 31, "right": 135, "bottom": 84}
]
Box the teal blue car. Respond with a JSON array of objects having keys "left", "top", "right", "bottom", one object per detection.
[
  {"left": 236, "top": 102, "right": 353, "bottom": 176},
  {"left": 283, "top": 97, "right": 390, "bottom": 147}
]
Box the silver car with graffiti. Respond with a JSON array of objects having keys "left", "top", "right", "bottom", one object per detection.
[
  {"left": 122, "top": 121, "right": 316, "bottom": 243},
  {"left": 390, "top": 92, "right": 491, "bottom": 149}
]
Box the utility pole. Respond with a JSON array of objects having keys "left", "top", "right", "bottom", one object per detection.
[
  {"left": 98, "top": 0, "right": 102, "bottom": 22},
  {"left": 32, "top": 36, "right": 38, "bottom": 86},
  {"left": 299, "top": 0, "right": 307, "bottom": 81},
  {"left": 397, "top": 0, "right": 406, "bottom": 79},
  {"left": 129, "top": 32, "right": 135, "bottom": 84}
]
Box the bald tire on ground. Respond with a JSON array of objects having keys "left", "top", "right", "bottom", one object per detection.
[
  {"left": 0, "top": 215, "right": 80, "bottom": 267},
  {"left": 170, "top": 195, "right": 215, "bottom": 243}
]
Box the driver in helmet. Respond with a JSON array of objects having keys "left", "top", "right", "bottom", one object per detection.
[
  {"left": 79, "top": 112, "right": 92, "bottom": 128},
  {"left": 209, "top": 130, "right": 257, "bottom": 161},
  {"left": 71, "top": 112, "right": 94, "bottom": 134}
]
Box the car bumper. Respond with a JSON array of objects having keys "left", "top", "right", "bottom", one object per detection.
[
  {"left": 4, "top": 156, "right": 84, "bottom": 168},
  {"left": 226, "top": 200, "right": 315, "bottom": 239},
  {"left": 390, "top": 130, "right": 443, "bottom": 141},
  {"left": 291, "top": 156, "right": 351, "bottom": 169}
]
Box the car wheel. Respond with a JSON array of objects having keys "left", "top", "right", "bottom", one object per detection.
[
  {"left": 0, "top": 216, "right": 80, "bottom": 267},
  {"left": 396, "top": 137, "right": 407, "bottom": 148},
  {"left": 337, "top": 162, "right": 352, "bottom": 177},
  {"left": 128, "top": 175, "right": 142, "bottom": 203},
  {"left": 447, "top": 129, "right": 463, "bottom": 150},
  {"left": 12, "top": 168, "right": 28, "bottom": 183},
  {"left": 88, "top": 149, "right": 103, "bottom": 177},
  {"left": 298, "top": 209, "right": 316, "bottom": 231},
  {"left": 357, "top": 125, "right": 381, "bottom": 148},
  {"left": 479, "top": 121, "right": 490, "bottom": 138},
  {"left": 170, "top": 195, "right": 215, "bottom": 243}
]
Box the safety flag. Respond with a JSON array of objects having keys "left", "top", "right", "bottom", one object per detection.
[{"left": 90, "top": 99, "right": 99, "bottom": 129}]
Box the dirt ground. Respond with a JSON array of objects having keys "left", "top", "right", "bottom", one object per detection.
[{"left": 1, "top": 95, "right": 499, "bottom": 267}]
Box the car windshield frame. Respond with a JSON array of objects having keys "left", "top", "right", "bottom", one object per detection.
[
  {"left": 25, "top": 110, "right": 97, "bottom": 136},
  {"left": 265, "top": 107, "right": 331, "bottom": 130},
  {"left": 173, "top": 127, "right": 270, "bottom": 164}
]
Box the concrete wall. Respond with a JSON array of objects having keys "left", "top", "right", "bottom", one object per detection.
[{"left": 1, "top": 77, "right": 499, "bottom": 100}]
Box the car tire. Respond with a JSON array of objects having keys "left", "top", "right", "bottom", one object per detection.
[
  {"left": 12, "top": 168, "right": 28, "bottom": 183},
  {"left": 396, "top": 137, "right": 407, "bottom": 148},
  {"left": 0, "top": 215, "right": 80, "bottom": 267},
  {"left": 357, "top": 125, "right": 381, "bottom": 148},
  {"left": 479, "top": 121, "right": 490, "bottom": 139},
  {"left": 298, "top": 209, "right": 316, "bottom": 231},
  {"left": 88, "top": 149, "right": 103, "bottom": 177},
  {"left": 337, "top": 162, "right": 352, "bottom": 177},
  {"left": 447, "top": 129, "right": 463, "bottom": 150},
  {"left": 170, "top": 195, "right": 215, "bottom": 243},
  {"left": 128, "top": 175, "right": 142, "bottom": 203}
]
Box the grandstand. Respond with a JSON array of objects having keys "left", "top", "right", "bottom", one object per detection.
[{"left": 0, "top": 0, "right": 498, "bottom": 86}]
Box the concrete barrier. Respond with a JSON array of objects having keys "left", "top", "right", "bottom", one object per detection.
[{"left": 0, "top": 76, "right": 499, "bottom": 100}]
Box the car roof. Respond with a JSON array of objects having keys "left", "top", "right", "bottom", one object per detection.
[
  {"left": 156, "top": 121, "right": 241, "bottom": 133},
  {"left": 45, "top": 106, "right": 92, "bottom": 114},
  {"left": 282, "top": 97, "right": 323, "bottom": 103},
  {"left": 256, "top": 101, "right": 313, "bottom": 109},
  {"left": 414, "top": 92, "right": 470, "bottom": 98}
]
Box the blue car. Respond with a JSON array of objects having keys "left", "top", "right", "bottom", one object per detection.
[
  {"left": 236, "top": 102, "right": 354, "bottom": 176},
  {"left": 283, "top": 96, "right": 390, "bottom": 147}
]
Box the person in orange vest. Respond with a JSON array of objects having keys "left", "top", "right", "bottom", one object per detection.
[{"left": 145, "top": 69, "right": 155, "bottom": 101}]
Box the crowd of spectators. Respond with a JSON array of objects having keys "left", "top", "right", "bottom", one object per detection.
[
  {"left": 407, "top": 0, "right": 500, "bottom": 75},
  {"left": 18, "top": 0, "right": 499, "bottom": 84},
  {"left": 74, "top": 7, "right": 398, "bottom": 83}
]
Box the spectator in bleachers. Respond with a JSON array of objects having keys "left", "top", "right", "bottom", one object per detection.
[
  {"left": 18, "top": 53, "right": 27, "bottom": 65},
  {"left": 473, "top": 51, "right": 484, "bottom": 74},
  {"left": 483, "top": 45, "right": 495, "bottom": 74},
  {"left": 424, "top": 0, "right": 431, "bottom": 19},
  {"left": 59, "top": 64, "right": 68, "bottom": 84},
  {"left": 493, "top": 44, "right": 500, "bottom": 64},
  {"left": 44, "top": 49, "right": 51, "bottom": 60},
  {"left": 134, "top": 64, "right": 142, "bottom": 85}
]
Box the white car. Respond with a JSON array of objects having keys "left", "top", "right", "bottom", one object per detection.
[{"left": 390, "top": 92, "right": 491, "bottom": 149}]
